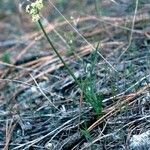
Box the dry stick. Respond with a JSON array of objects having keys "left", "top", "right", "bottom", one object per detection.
[
  {"left": 118, "top": 0, "right": 139, "bottom": 59},
  {"left": 3, "top": 120, "right": 16, "bottom": 150},
  {"left": 87, "top": 83, "right": 150, "bottom": 132},
  {"left": 30, "top": 73, "right": 59, "bottom": 110},
  {"left": 0, "top": 61, "right": 32, "bottom": 72},
  {"left": 78, "top": 91, "right": 83, "bottom": 129},
  {"left": 0, "top": 78, "right": 64, "bottom": 99}
]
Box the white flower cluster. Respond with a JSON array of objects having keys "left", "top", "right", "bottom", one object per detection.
[{"left": 26, "top": 0, "right": 43, "bottom": 22}]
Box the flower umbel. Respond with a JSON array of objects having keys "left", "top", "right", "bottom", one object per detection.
[{"left": 26, "top": 0, "right": 43, "bottom": 22}]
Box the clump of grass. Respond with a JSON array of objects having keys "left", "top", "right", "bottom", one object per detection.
[
  {"left": 25, "top": 0, "right": 103, "bottom": 115},
  {"left": 81, "top": 125, "right": 92, "bottom": 142},
  {"left": 81, "top": 44, "right": 103, "bottom": 115},
  {"left": 1, "top": 52, "right": 11, "bottom": 63}
]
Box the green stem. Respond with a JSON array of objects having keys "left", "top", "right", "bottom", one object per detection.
[
  {"left": 38, "top": 20, "right": 80, "bottom": 86},
  {"left": 38, "top": 20, "right": 102, "bottom": 115}
]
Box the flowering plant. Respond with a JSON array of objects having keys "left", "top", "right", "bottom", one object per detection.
[{"left": 26, "top": 0, "right": 43, "bottom": 22}]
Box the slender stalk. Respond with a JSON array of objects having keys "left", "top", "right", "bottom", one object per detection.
[
  {"left": 38, "top": 19, "right": 102, "bottom": 115},
  {"left": 38, "top": 20, "right": 80, "bottom": 86}
]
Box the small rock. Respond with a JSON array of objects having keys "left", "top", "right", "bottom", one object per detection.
[
  {"left": 45, "top": 142, "right": 54, "bottom": 150},
  {"left": 129, "top": 130, "right": 150, "bottom": 150}
]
